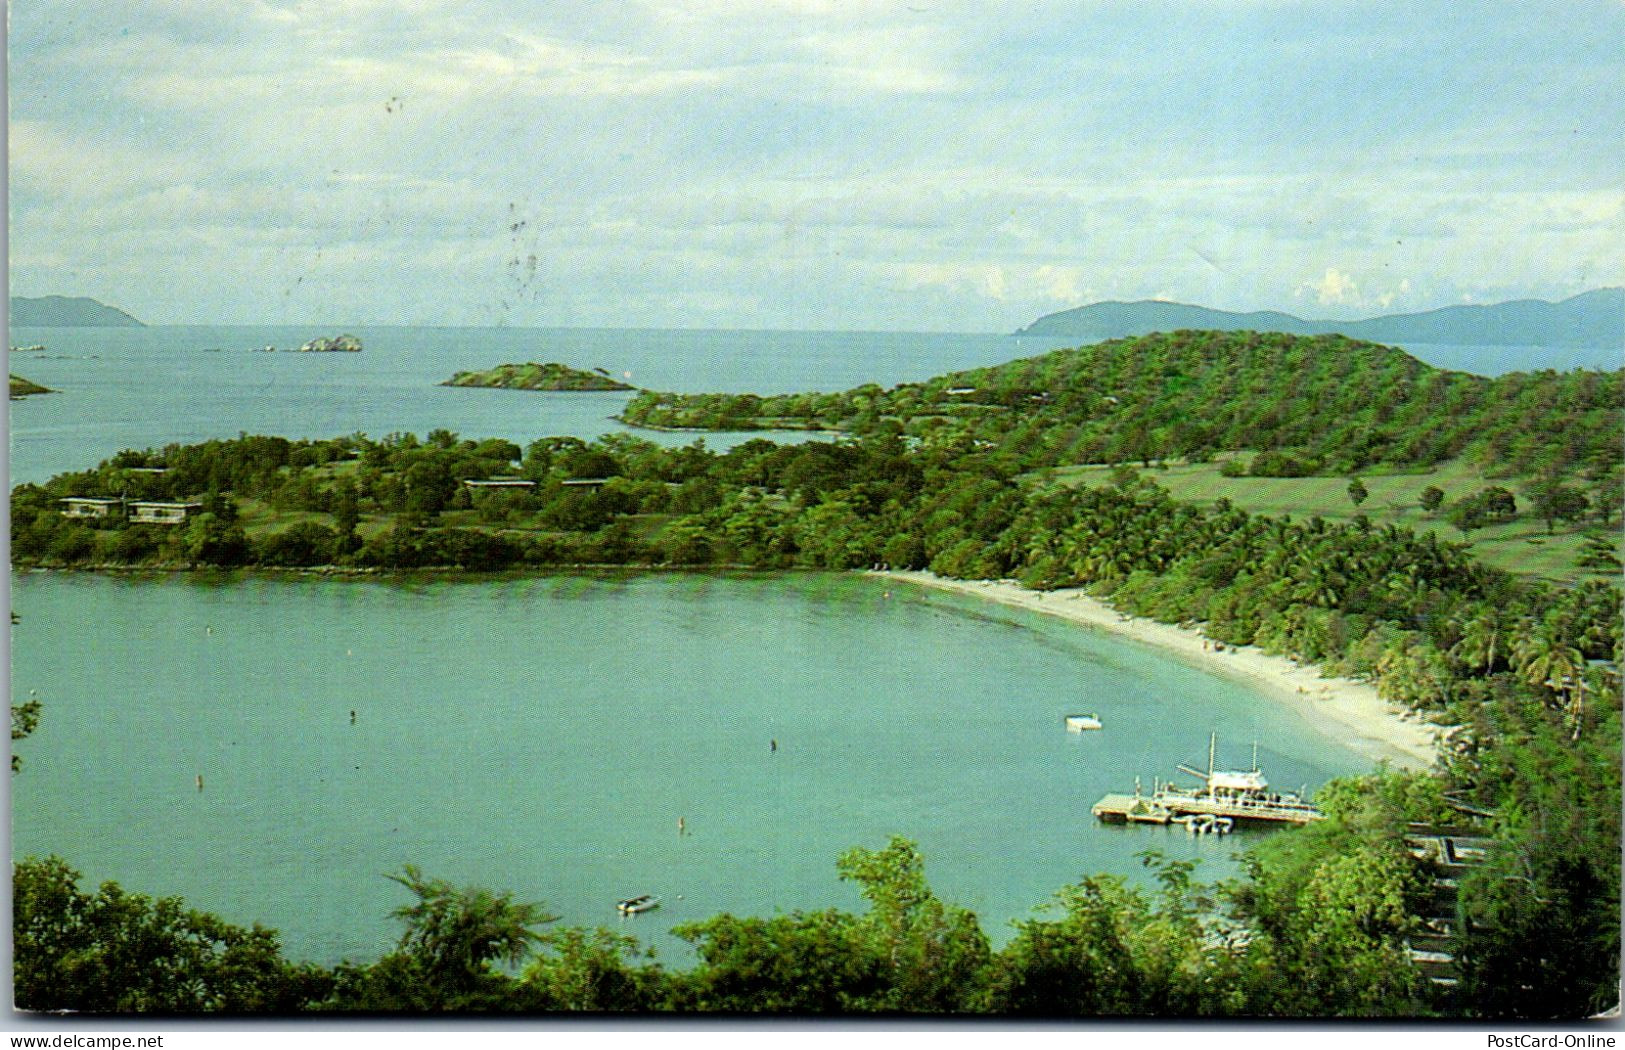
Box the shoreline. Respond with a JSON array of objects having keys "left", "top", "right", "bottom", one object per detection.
[
  {"left": 875, "top": 569, "right": 1439, "bottom": 771},
  {"left": 16, "top": 558, "right": 1439, "bottom": 768}
]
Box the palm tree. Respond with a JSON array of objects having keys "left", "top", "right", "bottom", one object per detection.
[
  {"left": 1511, "top": 626, "right": 1585, "bottom": 735},
  {"left": 386, "top": 865, "right": 558, "bottom": 1001},
  {"left": 1450, "top": 607, "right": 1516, "bottom": 675}
]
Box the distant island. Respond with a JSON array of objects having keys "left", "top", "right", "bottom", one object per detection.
[
  {"left": 9, "top": 374, "right": 53, "bottom": 399},
  {"left": 1018, "top": 288, "right": 1625, "bottom": 348},
  {"left": 9, "top": 295, "right": 144, "bottom": 327},
  {"left": 299, "top": 334, "right": 362, "bottom": 353},
  {"left": 442, "top": 362, "right": 635, "bottom": 391}
]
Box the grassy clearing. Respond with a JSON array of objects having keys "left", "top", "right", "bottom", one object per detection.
[
  {"left": 234, "top": 497, "right": 337, "bottom": 539},
  {"left": 1043, "top": 457, "right": 1621, "bottom": 587}
]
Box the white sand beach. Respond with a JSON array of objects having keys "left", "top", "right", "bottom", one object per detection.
[{"left": 875, "top": 570, "right": 1439, "bottom": 770}]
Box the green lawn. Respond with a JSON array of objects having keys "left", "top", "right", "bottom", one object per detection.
[
  {"left": 235, "top": 497, "right": 338, "bottom": 539},
  {"left": 1042, "top": 457, "right": 1622, "bottom": 587}
]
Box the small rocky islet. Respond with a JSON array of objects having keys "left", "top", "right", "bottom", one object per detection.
[
  {"left": 298, "top": 334, "right": 363, "bottom": 353},
  {"left": 441, "top": 361, "right": 635, "bottom": 391}
]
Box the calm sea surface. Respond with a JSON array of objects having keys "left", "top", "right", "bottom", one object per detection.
[
  {"left": 7, "top": 326, "right": 1045, "bottom": 485},
  {"left": 7, "top": 324, "right": 1462, "bottom": 965},
  {"left": 11, "top": 570, "right": 1367, "bottom": 964}
]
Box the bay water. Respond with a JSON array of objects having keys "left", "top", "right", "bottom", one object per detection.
[
  {"left": 10, "top": 324, "right": 1436, "bottom": 966},
  {"left": 11, "top": 569, "right": 1366, "bottom": 965},
  {"left": 7, "top": 326, "right": 1039, "bottom": 485}
]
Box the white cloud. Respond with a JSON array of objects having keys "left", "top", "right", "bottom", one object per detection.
[
  {"left": 9, "top": 1, "right": 1623, "bottom": 329},
  {"left": 9, "top": 120, "right": 192, "bottom": 199},
  {"left": 1300, "top": 267, "right": 1361, "bottom": 307}
]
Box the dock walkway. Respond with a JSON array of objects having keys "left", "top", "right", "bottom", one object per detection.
[{"left": 1092, "top": 788, "right": 1322, "bottom": 826}]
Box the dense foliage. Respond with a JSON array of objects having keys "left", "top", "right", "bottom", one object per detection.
[
  {"left": 622, "top": 330, "right": 1624, "bottom": 478},
  {"left": 443, "top": 362, "right": 635, "bottom": 391},
  {"left": 4, "top": 803, "right": 1465, "bottom": 1017}
]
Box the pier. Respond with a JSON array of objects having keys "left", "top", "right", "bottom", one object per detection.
[
  {"left": 1091, "top": 784, "right": 1322, "bottom": 827},
  {"left": 1092, "top": 734, "right": 1324, "bottom": 828}
]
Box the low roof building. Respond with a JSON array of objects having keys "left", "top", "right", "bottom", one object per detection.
[
  {"left": 128, "top": 501, "right": 203, "bottom": 524},
  {"left": 462, "top": 478, "right": 537, "bottom": 489},
  {"left": 59, "top": 497, "right": 123, "bottom": 518}
]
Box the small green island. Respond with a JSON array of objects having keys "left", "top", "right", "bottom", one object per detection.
[
  {"left": 442, "top": 361, "right": 636, "bottom": 391},
  {"left": 9, "top": 374, "right": 53, "bottom": 399}
]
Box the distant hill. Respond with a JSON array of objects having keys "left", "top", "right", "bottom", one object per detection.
[
  {"left": 9, "top": 295, "right": 144, "bottom": 327},
  {"left": 1019, "top": 289, "right": 1624, "bottom": 349}
]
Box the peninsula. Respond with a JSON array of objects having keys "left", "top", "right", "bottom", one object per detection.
[
  {"left": 442, "top": 361, "right": 635, "bottom": 391},
  {"left": 9, "top": 374, "right": 53, "bottom": 398}
]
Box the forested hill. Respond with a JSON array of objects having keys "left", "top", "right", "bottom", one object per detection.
[
  {"left": 621, "top": 330, "right": 1624, "bottom": 478},
  {"left": 9, "top": 295, "right": 145, "bottom": 327},
  {"left": 1018, "top": 289, "right": 1625, "bottom": 349}
]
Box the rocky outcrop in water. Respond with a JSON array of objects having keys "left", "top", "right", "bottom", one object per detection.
[{"left": 299, "top": 334, "right": 363, "bottom": 353}]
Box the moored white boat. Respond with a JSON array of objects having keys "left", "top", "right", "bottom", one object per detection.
[
  {"left": 1065, "top": 714, "right": 1103, "bottom": 731},
  {"left": 617, "top": 894, "right": 661, "bottom": 915}
]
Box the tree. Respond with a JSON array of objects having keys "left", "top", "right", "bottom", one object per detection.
[
  {"left": 1346, "top": 478, "right": 1369, "bottom": 509},
  {"left": 12, "top": 692, "right": 41, "bottom": 773},
  {"left": 257, "top": 522, "right": 339, "bottom": 567},
  {"left": 1577, "top": 534, "right": 1622, "bottom": 573},
  {"left": 1478, "top": 486, "right": 1517, "bottom": 520},
  {"left": 13, "top": 856, "right": 328, "bottom": 1012},
  {"left": 1511, "top": 624, "right": 1587, "bottom": 737},
  {"left": 1236, "top": 774, "right": 1443, "bottom": 1018},
  {"left": 1419, "top": 485, "right": 1445, "bottom": 517},
  {"left": 341, "top": 866, "right": 557, "bottom": 1010},
  {"left": 520, "top": 927, "right": 666, "bottom": 1011},
  {"left": 1444, "top": 498, "right": 1487, "bottom": 540},
  {"left": 1524, "top": 480, "right": 1589, "bottom": 535},
  {"left": 835, "top": 838, "right": 991, "bottom": 1012},
  {"left": 333, "top": 479, "right": 361, "bottom": 538},
  {"left": 183, "top": 513, "right": 250, "bottom": 567},
  {"left": 983, "top": 875, "right": 1147, "bottom": 1015},
  {"left": 1588, "top": 473, "right": 1622, "bottom": 527},
  {"left": 1449, "top": 607, "right": 1514, "bottom": 676},
  {"left": 672, "top": 911, "right": 880, "bottom": 1012}
]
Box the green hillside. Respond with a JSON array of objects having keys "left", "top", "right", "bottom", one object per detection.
[{"left": 622, "top": 330, "right": 1623, "bottom": 479}]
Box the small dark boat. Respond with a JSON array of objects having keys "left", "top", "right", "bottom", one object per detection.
[{"left": 617, "top": 894, "right": 661, "bottom": 915}]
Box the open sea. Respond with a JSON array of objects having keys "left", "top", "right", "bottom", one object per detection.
[{"left": 5, "top": 324, "right": 1541, "bottom": 965}]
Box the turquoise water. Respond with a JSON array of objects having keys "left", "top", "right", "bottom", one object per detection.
[
  {"left": 11, "top": 570, "right": 1368, "bottom": 965},
  {"left": 7, "top": 326, "right": 1036, "bottom": 484},
  {"left": 7, "top": 325, "right": 1579, "bottom": 486}
]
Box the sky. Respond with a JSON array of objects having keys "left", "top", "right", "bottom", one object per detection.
[{"left": 7, "top": 0, "right": 1623, "bottom": 331}]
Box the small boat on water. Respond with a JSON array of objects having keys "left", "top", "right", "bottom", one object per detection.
[
  {"left": 617, "top": 894, "right": 661, "bottom": 915},
  {"left": 1177, "top": 813, "right": 1235, "bottom": 836},
  {"left": 1065, "top": 714, "right": 1103, "bottom": 731}
]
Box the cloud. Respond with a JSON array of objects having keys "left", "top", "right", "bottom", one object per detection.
[
  {"left": 8, "top": 1, "right": 1624, "bottom": 329},
  {"left": 1301, "top": 268, "right": 1361, "bottom": 307}
]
